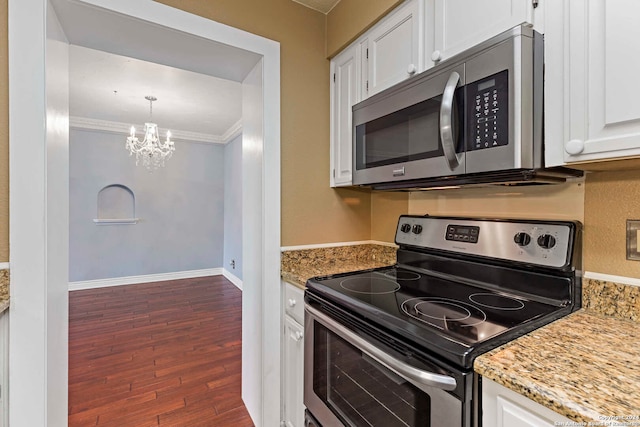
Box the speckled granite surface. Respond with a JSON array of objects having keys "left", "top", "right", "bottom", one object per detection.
[
  {"left": 476, "top": 278, "right": 640, "bottom": 422},
  {"left": 281, "top": 244, "right": 396, "bottom": 288},
  {"left": 0, "top": 269, "right": 8, "bottom": 313},
  {"left": 583, "top": 277, "right": 640, "bottom": 321}
]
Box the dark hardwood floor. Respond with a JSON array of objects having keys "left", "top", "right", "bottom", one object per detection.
[{"left": 68, "top": 275, "right": 255, "bottom": 426}]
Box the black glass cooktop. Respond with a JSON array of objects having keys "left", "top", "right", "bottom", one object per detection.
[{"left": 307, "top": 266, "right": 566, "bottom": 368}]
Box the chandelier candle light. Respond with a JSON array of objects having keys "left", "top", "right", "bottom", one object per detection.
[{"left": 126, "top": 95, "right": 175, "bottom": 171}]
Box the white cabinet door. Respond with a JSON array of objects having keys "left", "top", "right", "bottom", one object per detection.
[
  {"left": 430, "top": 0, "right": 535, "bottom": 65},
  {"left": 483, "top": 378, "right": 573, "bottom": 427},
  {"left": 545, "top": 0, "right": 640, "bottom": 166},
  {"left": 282, "top": 315, "right": 305, "bottom": 427},
  {"left": 365, "top": 0, "right": 422, "bottom": 97},
  {"left": 0, "top": 311, "right": 8, "bottom": 427},
  {"left": 330, "top": 45, "right": 360, "bottom": 187}
]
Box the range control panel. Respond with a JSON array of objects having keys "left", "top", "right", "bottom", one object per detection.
[
  {"left": 395, "top": 215, "right": 575, "bottom": 269},
  {"left": 446, "top": 224, "right": 480, "bottom": 243}
]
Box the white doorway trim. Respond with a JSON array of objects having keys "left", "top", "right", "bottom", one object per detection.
[{"left": 8, "top": 1, "right": 281, "bottom": 426}]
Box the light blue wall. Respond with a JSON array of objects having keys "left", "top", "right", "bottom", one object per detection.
[
  {"left": 69, "top": 128, "right": 226, "bottom": 281},
  {"left": 223, "top": 134, "right": 243, "bottom": 280}
]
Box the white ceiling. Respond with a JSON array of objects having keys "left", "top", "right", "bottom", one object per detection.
[
  {"left": 53, "top": 0, "right": 265, "bottom": 142},
  {"left": 69, "top": 45, "right": 243, "bottom": 138},
  {"left": 292, "top": 0, "right": 341, "bottom": 13}
]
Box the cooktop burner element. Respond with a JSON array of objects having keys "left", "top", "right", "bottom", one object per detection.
[
  {"left": 305, "top": 215, "right": 581, "bottom": 369},
  {"left": 380, "top": 269, "right": 421, "bottom": 281},
  {"left": 469, "top": 293, "right": 525, "bottom": 310},
  {"left": 339, "top": 275, "right": 401, "bottom": 294},
  {"left": 401, "top": 297, "right": 488, "bottom": 336}
]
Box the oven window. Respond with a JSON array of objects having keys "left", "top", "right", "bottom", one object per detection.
[
  {"left": 313, "top": 322, "right": 431, "bottom": 427},
  {"left": 354, "top": 87, "right": 463, "bottom": 171}
]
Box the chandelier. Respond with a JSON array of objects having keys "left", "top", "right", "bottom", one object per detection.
[{"left": 125, "top": 95, "right": 175, "bottom": 171}]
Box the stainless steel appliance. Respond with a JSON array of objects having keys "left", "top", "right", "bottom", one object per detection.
[
  {"left": 351, "top": 25, "right": 582, "bottom": 189},
  {"left": 304, "top": 215, "right": 582, "bottom": 426}
]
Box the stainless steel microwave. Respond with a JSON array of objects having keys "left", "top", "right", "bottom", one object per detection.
[{"left": 352, "top": 25, "right": 580, "bottom": 189}]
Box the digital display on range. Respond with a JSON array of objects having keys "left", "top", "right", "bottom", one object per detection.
[
  {"left": 446, "top": 225, "right": 480, "bottom": 243},
  {"left": 466, "top": 70, "right": 509, "bottom": 151}
]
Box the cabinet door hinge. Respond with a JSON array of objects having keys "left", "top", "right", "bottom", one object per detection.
[
  {"left": 366, "top": 81, "right": 369, "bottom": 92},
  {"left": 532, "top": 0, "right": 539, "bottom": 8},
  {"left": 366, "top": 48, "right": 369, "bottom": 59},
  {"left": 333, "top": 73, "right": 336, "bottom": 83},
  {"left": 333, "top": 169, "right": 336, "bottom": 178}
]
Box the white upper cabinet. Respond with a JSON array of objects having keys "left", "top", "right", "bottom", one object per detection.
[
  {"left": 430, "top": 0, "right": 537, "bottom": 66},
  {"left": 364, "top": 0, "right": 423, "bottom": 97},
  {"left": 545, "top": 0, "right": 640, "bottom": 166},
  {"left": 330, "top": 44, "right": 360, "bottom": 187}
]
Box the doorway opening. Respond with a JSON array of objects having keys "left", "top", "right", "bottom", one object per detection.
[{"left": 8, "top": 1, "right": 281, "bottom": 426}]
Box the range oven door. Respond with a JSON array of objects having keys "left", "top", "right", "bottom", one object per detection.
[
  {"left": 304, "top": 303, "right": 465, "bottom": 427},
  {"left": 352, "top": 64, "right": 466, "bottom": 186}
]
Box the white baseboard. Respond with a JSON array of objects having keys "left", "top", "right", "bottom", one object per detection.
[
  {"left": 584, "top": 271, "right": 640, "bottom": 287},
  {"left": 223, "top": 268, "right": 243, "bottom": 291},
  {"left": 68, "top": 268, "right": 223, "bottom": 291}
]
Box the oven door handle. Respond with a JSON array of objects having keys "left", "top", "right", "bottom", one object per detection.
[
  {"left": 440, "top": 71, "right": 462, "bottom": 171},
  {"left": 306, "top": 305, "right": 458, "bottom": 392}
]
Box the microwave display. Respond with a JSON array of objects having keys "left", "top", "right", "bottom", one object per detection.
[{"left": 466, "top": 70, "right": 509, "bottom": 151}]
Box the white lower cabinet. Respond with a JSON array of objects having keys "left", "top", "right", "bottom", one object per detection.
[
  {"left": 0, "top": 310, "right": 8, "bottom": 427},
  {"left": 282, "top": 282, "right": 305, "bottom": 427},
  {"left": 482, "top": 378, "right": 572, "bottom": 427}
]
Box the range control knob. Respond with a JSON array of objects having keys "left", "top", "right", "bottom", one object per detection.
[
  {"left": 412, "top": 224, "right": 423, "bottom": 234},
  {"left": 513, "top": 232, "right": 531, "bottom": 247},
  {"left": 400, "top": 223, "right": 412, "bottom": 233},
  {"left": 537, "top": 234, "right": 557, "bottom": 249}
]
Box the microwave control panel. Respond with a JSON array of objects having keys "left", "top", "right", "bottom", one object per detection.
[{"left": 467, "top": 70, "right": 509, "bottom": 151}]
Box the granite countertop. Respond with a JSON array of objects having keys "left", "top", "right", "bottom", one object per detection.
[
  {"left": 0, "top": 269, "right": 8, "bottom": 313},
  {"left": 475, "top": 278, "right": 640, "bottom": 423},
  {"left": 281, "top": 244, "right": 397, "bottom": 289}
]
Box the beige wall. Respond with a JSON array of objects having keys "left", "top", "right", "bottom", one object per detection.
[
  {"left": 326, "top": 0, "right": 402, "bottom": 58},
  {"left": 154, "top": 1, "right": 376, "bottom": 246},
  {"left": 371, "top": 192, "right": 409, "bottom": 243},
  {"left": 584, "top": 170, "right": 640, "bottom": 277},
  {"left": 408, "top": 181, "right": 585, "bottom": 222},
  {"left": 0, "top": 0, "right": 7, "bottom": 262}
]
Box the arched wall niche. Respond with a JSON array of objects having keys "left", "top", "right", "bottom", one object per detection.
[{"left": 94, "top": 184, "right": 138, "bottom": 224}]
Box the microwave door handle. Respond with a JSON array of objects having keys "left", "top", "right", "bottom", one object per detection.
[
  {"left": 306, "top": 305, "right": 457, "bottom": 392},
  {"left": 440, "top": 71, "right": 461, "bottom": 171}
]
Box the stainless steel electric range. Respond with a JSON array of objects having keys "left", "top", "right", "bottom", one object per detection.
[{"left": 303, "top": 215, "right": 582, "bottom": 427}]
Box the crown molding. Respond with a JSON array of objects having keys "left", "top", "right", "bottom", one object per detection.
[
  {"left": 222, "top": 119, "right": 242, "bottom": 142},
  {"left": 69, "top": 116, "right": 242, "bottom": 144}
]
